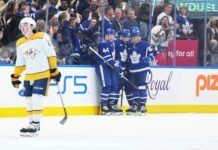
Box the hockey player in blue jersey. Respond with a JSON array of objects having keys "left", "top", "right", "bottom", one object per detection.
[
  {"left": 115, "top": 29, "right": 140, "bottom": 115},
  {"left": 126, "top": 26, "right": 157, "bottom": 115},
  {"left": 96, "top": 28, "right": 121, "bottom": 115},
  {"left": 107, "top": 29, "right": 131, "bottom": 114}
]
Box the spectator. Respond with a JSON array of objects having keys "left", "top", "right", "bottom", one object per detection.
[
  {"left": 57, "top": 0, "right": 69, "bottom": 11},
  {"left": 0, "top": 26, "right": 13, "bottom": 64},
  {"left": 1, "top": 0, "right": 20, "bottom": 43},
  {"left": 58, "top": 11, "right": 74, "bottom": 64},
  {"left": 82, "top": 14, "right": 100, "bottom": 47},
  {"left": 96, "top": 0, "right": 109, "bottom": 19},
  {"left": 80, "top": 15, "right": 100, "bottom": 64},
  {"left": 0, "top": 48, "right": 13, "bottom": 64},
  {"left": 98, "top": 0, "right": 109, "bottom": 8},
  {"left": 75, "top": 0, "right": 89, "bottom": 15},
  {"left": 48, "top": 19, "right": 65, "bottom": 64},
  {"left": 31, "top": 0, "right": 39, "bottom": 11},
  {"left": 156, "top": 3, "right": 173, "bottom": 25},
  {"left": 152, "top": 2, "right": 164, "bottom": 25},
  {"left": 98, "top": 5, "right": 114, "bottom": 36},
  {"left": 68, "top": 15, "right": 82, "bottom": 64},
  {"left": 119, "top": 1, "right": 128, "bottom": 17},
  {"left": 207, "top": 17, "right": 218, "bottom": 52},
  {"left": 123, "top": 8, "right": 139, "bottom": 30},
  {"left": 36, "top": 19, "right": 45, "bottom": 32},
  {"left": 82, "top": 0, "right": 98, "bottom": 21},
  {"left": 176, "top": 6, "right": 194, "bottom": 38},
  {"left": 151, "top": 15, "right": 174, "bottom": 49},
  {"left": 17, "top": 1, "right": 34, "bottom": 18},
  {"left": 111, "top": 7, "right": 123, "bottom": 32},
  {"left": 137, "top": 2, "right": 150, "bottom": 40}
]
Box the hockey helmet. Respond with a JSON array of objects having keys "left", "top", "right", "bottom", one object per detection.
[
  {"left": 120, "top": 29, "right": 130, "bottom": 38},
  {"left": 130, "top": 26, "right": 141, "bottom": 37},
  {"left": 19, "top": 17, "right": 36, "bottom": 30},
  {"left": 105, "top": 28, "right": 116, "bottom": 36}
]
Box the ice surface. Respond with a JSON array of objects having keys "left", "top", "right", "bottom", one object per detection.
[{"left": 0, "top": 114, "right": 218, "bottom": 150}]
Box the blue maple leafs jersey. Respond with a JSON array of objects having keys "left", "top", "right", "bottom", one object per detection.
[
  {"left": 97, "top": 40, "right": 115, "bottom": 66},
  {"left": 127, "top": 40, "right": 157, "bottom": 73},
  {"left": 100, "top": 16, "right": 113, "bottom": 35},
  {"left": 114, "top": 39, "right": 128, "bottom": 71}
]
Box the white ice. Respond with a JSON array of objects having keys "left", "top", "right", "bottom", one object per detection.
[{"left": 1, "top": 114, "right": 218, "bottom": 150}]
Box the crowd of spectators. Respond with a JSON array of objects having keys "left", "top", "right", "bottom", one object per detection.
[{"left": 0, "top": 0, "right": 217, "bottom": 66}]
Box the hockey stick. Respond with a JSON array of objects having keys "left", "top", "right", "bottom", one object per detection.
[
  {"left": 120, "top": 86, "right": 124, "bottom": 107},
  {"left": 89, "top": 47, "right": 138, "bottom": 90},
  {"left": 56, "top": 82, "right": 68, "bottom": 125}
]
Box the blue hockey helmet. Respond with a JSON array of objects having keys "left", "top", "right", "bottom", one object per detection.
[
  {"left": 130, "top": 26, "right": 141, "bottom": 37},
  {"left": 105, "top": 28, "right": 116, "bottom": 36},
  {"left": 120, "top": 29, "right": 131, "bottom": 38}
]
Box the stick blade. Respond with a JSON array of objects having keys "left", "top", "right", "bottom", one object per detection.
[{"left": 60, "top": 116, "right": 68, "bottom": 125}]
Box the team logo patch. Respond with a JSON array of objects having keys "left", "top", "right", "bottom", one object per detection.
[
  {"left": 120, "top": 49, "right": 127, "bottom": 62},
  {"left": 23, "top": 48, "right": 40, "bottom": 59},
  {"left": 130, "top": 51, "right": 141, "bottom": 64}
]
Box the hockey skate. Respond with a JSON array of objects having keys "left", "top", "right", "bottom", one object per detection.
[
  {"left": 137, "top": 103, "right": 147, "bottom": 116},
  {"left": 108, "top": 104, "right": 123, "bottom": 115},
  {"left": 101, "top": 106, "right": 112, "bottom": 115},
  {"left": 126, "top": 105, "right": 137, "bottom": 115},
  {"left": 20, "top": 122, "right": 40, "bottom": 137}
]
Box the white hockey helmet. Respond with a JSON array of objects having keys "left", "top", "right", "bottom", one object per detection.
[{"left": 19, "top": 17, "right": 36, "bottom": 30}]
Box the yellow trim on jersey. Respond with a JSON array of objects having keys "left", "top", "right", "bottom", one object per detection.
[
  {"left": 16, "top": 32, "right": 45, "bottom": 48},
  {"left": 14, "top": 66, "right": 26, "bottom": 76},
  {"left": 48, "top": 56, "right": 57, "bottom": 69},
  {"left": 24, "top": 70, "right": 50, "bottom": 81}
]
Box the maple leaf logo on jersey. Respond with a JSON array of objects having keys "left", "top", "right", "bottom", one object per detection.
[
  {"left": 120, "top": 49, "right": 127, "bottom": 62},
  {"left": 130, "top": 51, "right": 141, "bottom": 64},
  {"left": 182, "top": 22, "right": 193, "bottom": 30}
]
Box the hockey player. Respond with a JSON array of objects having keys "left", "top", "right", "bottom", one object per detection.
[
  {"left": 107, "top": 29, "right": 131, "bottom": 115},
  {"left": 11, "top": 17, "right": 61, "bottom": 137},
  {"left": 126, "top": 26, "right": 157, "bottom": 115},
  {"left": 96, "top": 28, "right": 121, "bottom": 115}
]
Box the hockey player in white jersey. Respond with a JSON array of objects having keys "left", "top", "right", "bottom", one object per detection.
[{"left": 11, "top": 17, "right": 61, "bottom": 137}]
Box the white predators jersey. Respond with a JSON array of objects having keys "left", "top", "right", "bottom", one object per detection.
[
  {"left": 16, "top": 32, "right": 56, "bottom": 81},
  {"left": 151, "top": 25, "right": 173, "bottom": 48}
]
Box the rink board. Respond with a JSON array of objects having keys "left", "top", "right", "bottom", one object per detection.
[{"left": 0, "top": 65, "right": 218, "bottom": 117}]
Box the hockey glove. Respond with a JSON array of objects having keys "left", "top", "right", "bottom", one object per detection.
[
  {"left": 114, "top": 61, "right": 122, "bottom": 74},
  {"left": 143, "top": 57, "right": 151, "bottom": 65},
  {"left": 155, "top": 44, "right": 162, "bottom": 52},
  {"left": 50, "top": 69, "right": 62, "bottom": 82},
  {"left": 11, "top": 74, "right": 21, "bottom": 88}
]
